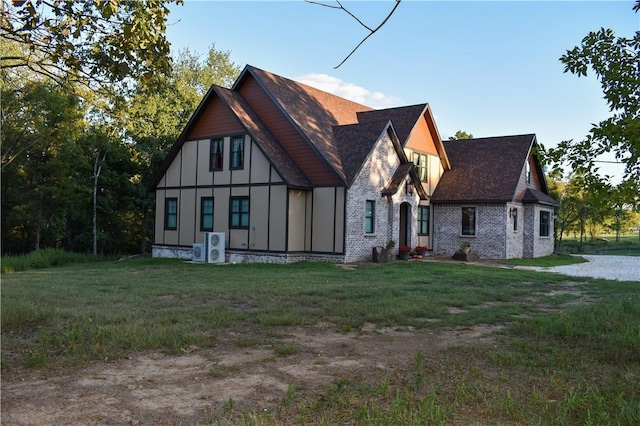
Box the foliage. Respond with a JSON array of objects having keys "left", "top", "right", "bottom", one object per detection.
[
  {"left": 448, "top": 130, "right": 474, "bottom": 140},
  {"left": 1, "top": 44, "right": 240, "bottom": 256},
  {"left": 545, "top": 5, "right": 640, "bottom": 203},
  {"left": 1, "top": 248, "right": 107, "bottom": 273},
  {"left": 1, "top": 0, "right": 183, "bottom": 91}
]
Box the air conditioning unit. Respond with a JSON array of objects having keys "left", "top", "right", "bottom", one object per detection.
[
  {"left": 192, "top": 243, "right": 206, "bottom": 262},
  {"left": 205, "top": 232, "right": 225, "bottom": 263}
]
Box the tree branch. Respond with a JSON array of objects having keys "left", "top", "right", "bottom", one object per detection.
[{"left": 306, "top": 0, "right": 402, "bottom": 68}]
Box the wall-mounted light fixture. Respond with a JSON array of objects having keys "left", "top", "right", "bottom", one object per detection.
[
  {"left": 405, "top": 178, "right": 414, "bottom": 196},
  {"left": 509, "top": 207, "right": 518, "bottom": 219}
]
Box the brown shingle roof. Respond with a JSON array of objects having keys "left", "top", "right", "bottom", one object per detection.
[
  {"left": 357, "top": 104, "right": 428, "bottom": 144},
  {"left": 332, "top": 120, "right": 392, "bottom": 185},
  {"left": 431, "top": 134, "right": 538, "bottom": 203},
  {"left": 523, "top": 188, "right": 560, "bottom": 206},
  {"left": 246, "top": 66, "right": 373, "bottom": 184}
]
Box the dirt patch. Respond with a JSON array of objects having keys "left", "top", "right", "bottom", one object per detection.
[{"left": 1, "top": 323, "right": 501, "bottom": 425}]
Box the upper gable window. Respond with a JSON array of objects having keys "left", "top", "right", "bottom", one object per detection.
[
  {"left": 525, "top": 160, "right": 531, "bottom": 185},
  {"left": 413, "top": 153, "right": 428, "bottom": 182},
  {"left": 230, "top": 136, "right": 244, "bottom": 170},
  {"left": 210, "top": 138, "right": 224, "bottom": 171}
]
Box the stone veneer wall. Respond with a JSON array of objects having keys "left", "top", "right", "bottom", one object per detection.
[
  {"left": 433, "top": 203, "right": 507, "bottom": 259},
  {"left": 525, "top": 204, "right": 555, "bottom": 258},
  {"left": 505, "top": 203, "right": 524, "bottom": 259},
  {"left": 433, "top": 202, "right": 555, "bottom": 259},
  {"left": 152, "top": 245, "right": 345, "bottom": 264},
  {"left": 343, "top": 132, "right": 419, "bottom": 263}
]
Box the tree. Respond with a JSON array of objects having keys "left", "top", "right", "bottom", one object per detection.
[
  {"left": 1, "top": 0, "right": 182, "bottom": 90},
  {"left": 120, "top": 46, "right": 241, "bottom": 252},
  {"left": 448, "top": 130, "right": 474, "bottom": 140},
  {"left": 546, "top": 3, "right": 640, "bottom": 201}
]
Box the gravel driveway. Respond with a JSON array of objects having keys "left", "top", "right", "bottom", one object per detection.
[{"left": 531, "top": 255, "right": 640, "bottom": 282}]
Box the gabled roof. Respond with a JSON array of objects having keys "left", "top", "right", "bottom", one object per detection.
[
  {"left": 332, "top": 119, "right": 393, "bottom": 185},
  {"left": 431, "top": 134, "right": 555, "bottom": 204},
  {"left": 213, "top": 86, "right": 311, "bottom": 187},
  {"left": 149, "top": 65, "right": 451, "bottom": 192},
  {"left": 237, "top": 66, "right": 373, "bottom": 184},
  {"left": 358, "top": 104, "right": 451, "bottom": 170}
]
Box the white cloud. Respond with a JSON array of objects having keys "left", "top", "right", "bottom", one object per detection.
[{"left": 295, "top": 73, "right": 402, "bottom": 109}]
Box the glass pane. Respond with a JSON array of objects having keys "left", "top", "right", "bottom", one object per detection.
[{"left": 462, "top": 207, "right": 475, "bottom": 235}]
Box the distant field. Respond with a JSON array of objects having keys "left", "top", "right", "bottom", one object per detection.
[{"left": 555, "top": 234, "right": 640, "bottom": 256}]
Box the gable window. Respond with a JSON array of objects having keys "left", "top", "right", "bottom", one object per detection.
[
  {"left": 365, "top": 200, "right": 375, "bottom": 233},
  {"left": 164, "top": 198, "right": 178, "bottom": 230},
  {"left": 201, "top": 197, "right": 214, "bottom": 231},
  {"left": 210, "top": 138, "right": 224, "bottom": 171},
  {"left": 230, "top": 136, "right": 244, "bottom": 170},
  {"left": 413, "top": 152, "right": 428, "bottom": 182},
  {"left": 540, "top": 210, "right": 550, "bottom": 237},
  {"left": 230, "top": 196, "right": 249, "bottom": 229},
  {"left": 418, "top": 205, "right": 430, "bottom": 235},
  {"left": 461, "top": 207, "right": 476, "bottom": 236},
  {"left": 525, "top": 160, "right": 531, "bottom": 185}
]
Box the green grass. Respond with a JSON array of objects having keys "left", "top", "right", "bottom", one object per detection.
[
  {"left": 1, "top": 248, "right": 110, "bottom": 273},
  {"left": 2, "top": 258, "right": 639, "bottom": 424}
]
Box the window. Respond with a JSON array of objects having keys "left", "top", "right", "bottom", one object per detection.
[
  {"left": 200, "top": 197, "right": 214, "bottom": 231},
  {"left": 525, "top": 160, "right": 531, "bottom": 184},
  {"left": 210, "top": 139, "right": 223, "bottom": 171},
  {"left": 413, "top": 152, "right": 428, "bottom": 182},
  {"left": 230, "top": 136, "right": 244, "bottom": 169},
  {"left": 365, "top": 200, "right": 375, "bottom": 233},
  {"left": 540, "top": 210, "right": 550, "bottom": 237},
  {"left": 418, "top": 206, "right": 430, "bottom": 235},
  {"left": 164, "top": 198, "right": 177, "bottom": 230},
  {"left": 513, "top": 208, "right": 518, "bottom": 232},
  {"left": 461, "top": 207, "right": 476, "bottom": 236},
  {"left": 230, "top": 197, "right": 249, "bottom": 228}
]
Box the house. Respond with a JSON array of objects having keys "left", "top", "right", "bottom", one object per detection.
[
  {"left": 431, "top": 135, "right": 559, "bottom": 259},
  {"left": 148, "top": 65, "right": 558, "bottom": 263}
]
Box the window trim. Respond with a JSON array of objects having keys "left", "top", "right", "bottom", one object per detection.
[
  {"left": 539, "top": 210, "right": 551, "bottom": 237},
  {"left": 365, "top": 200, "right": 375, "bottom": 234},
  {"left": 229, "top": 196, "right": 250, "bottom": 229},
  {"left": 461, "top": 206, "right": 476, "bottom": 236},
  {"left": 229, "top": 135, "right": 245, "bottom": 170},
  {"left": 164, "top": 198, "right": 178, "bottom": 230},
  {"left": 418, "top": 205, "right": 430, "bottom": 236},
  {"left": 200, "top": 197, "right": 214, "bottom": 232},
  {"left": 210, "top": 138, "right": 224, "bottom": 171}
]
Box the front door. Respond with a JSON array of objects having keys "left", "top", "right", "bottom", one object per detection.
[{"left": 399, "top": 202, "right": 411, "bottom": 248}]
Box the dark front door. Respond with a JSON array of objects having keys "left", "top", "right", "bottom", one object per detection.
[{"left": 399, "top": 202, "right": 410, "bottom": 248}]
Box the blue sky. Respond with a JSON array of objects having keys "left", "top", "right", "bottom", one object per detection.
[{"left": 166, "top": 1, "right": 639, "bottom": 182}]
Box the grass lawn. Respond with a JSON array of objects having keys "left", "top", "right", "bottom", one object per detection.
[{"left": 2, "top": 257, "right": 639, "bottom": 424}]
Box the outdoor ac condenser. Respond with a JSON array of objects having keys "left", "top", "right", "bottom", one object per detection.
[
  {"left": 192, "top": 243, "right": 206, "bottom": 262},
  {"left": 205, "top": 232, "right": 225, "bottom": 263}
]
